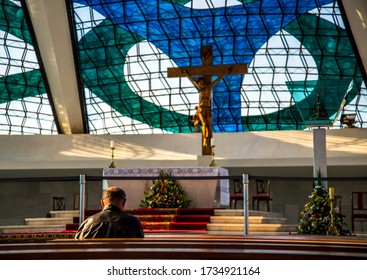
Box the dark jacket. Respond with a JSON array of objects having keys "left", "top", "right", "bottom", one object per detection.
[{"left": 75, "top": 205, "right": 144, "bottom": 239}]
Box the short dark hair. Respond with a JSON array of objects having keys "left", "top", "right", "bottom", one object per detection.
[{"left": 103, "top": 187, "right": 126, "bottom": 202}]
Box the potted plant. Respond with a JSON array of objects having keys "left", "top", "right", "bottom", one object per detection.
[
  {"left": 297, "top": 185, "right": 349, "bottom": 235},
  {"left": 140, "top": 171, "right": 191, "bottom": 208}
]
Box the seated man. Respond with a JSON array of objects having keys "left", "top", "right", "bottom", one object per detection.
[{"left": 75, "top": 186, "right": 144, "bottom": 239}]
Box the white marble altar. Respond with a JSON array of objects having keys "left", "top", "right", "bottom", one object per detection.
[{"left": 103, "top": 167, "right": 229, "bottom": 209}]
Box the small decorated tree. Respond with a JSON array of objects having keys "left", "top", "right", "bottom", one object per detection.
[
  {"left": 139, "top": 171, "right": 191, "bottom": 208},
  {"left": 297, "top": 185, "right": 349, "bottom": 235}
]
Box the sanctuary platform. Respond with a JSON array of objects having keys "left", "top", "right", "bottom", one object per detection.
[{"left": 0, "top": 208, "right": 295, "bottom": 243}]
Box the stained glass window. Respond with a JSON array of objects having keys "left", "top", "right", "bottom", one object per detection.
[
  {"left": 71, "top": 0, "right": 367, "bottom": 134},
  {"left": 1, "top": 0, "right": 366, "bottom": 135},
  {"left": 0, "top": 0, "right": 57, "bottom": 134}
]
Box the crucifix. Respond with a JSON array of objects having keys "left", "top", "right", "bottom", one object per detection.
[{"left": 167, "top": 45, "right": 248, "bottom": 155}]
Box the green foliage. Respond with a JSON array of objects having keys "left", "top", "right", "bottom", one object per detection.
[
  {"left": 140, "top": 172, "right": 191, "bottom": 208},
  {"left": 297, "top": 185, "right": 349, "bottom": 235}
]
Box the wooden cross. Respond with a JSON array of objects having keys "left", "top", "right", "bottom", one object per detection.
[{"left": 167, "top": 45, "right": 248, "bottom": 155}]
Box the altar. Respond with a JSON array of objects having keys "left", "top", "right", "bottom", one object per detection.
[{"left": 103, "top": 167, "right": 229, "bottom": 209}]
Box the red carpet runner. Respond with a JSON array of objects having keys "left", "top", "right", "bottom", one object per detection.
[
  {"left": 0, "top": 208, "right": 216, "bottom": 243},
  {"left": 66, "top": 208, "right": 215, "bottom": 233}
]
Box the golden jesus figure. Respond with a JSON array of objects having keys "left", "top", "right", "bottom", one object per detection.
[
  {"left": 183, "top": 69, "right": 230, "bottom": 147},
  {"left": 167, "top": 45, "right": 247, "bottom": 155}
]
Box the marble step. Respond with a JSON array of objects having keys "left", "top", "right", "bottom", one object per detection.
[
  {"left": 25, "top": 217, "right": 73, "bottom": 226},
  {"left": 0, "top": 224, "right": 67, "bottom": 234},
  {"left": 207, "top": 223, "right": 296, "bottom": 233},
  {"left": 49, "top": 210, "right": 79, "bottom": 219},
  {"left": 214, "top": 209, "right": 283, "bottom": 218},
  {"left": 210, "top": 216, "right": 287, "bottom": 224},
  {"left": 0, "top": 211, "right": 80, "bottom": 233}
]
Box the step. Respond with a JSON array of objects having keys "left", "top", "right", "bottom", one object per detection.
[
  {"left": 206, "top": 223, "right": 296, "bottom": 232},
  {"left": 25, "top": 217, "right": 73, "bottom": 226},
  {"left": 214, "top": 209, "right": 283, "bottom": 217},
  {"left": 0, "top": 224, "right": 67, "bottom": 234},
  {"left": 210, "top": 216, "right": 287, "bottom": 224},
  {"left": 174, "top": 215, "right": 211, "bottom": 223},
  {"left": 49, "top": 210, "right": 79, "bottom": 219}
]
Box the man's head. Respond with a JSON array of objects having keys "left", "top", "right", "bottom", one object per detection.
[
  {"left": 197, "top": 78, "right": 205, "bottom": 87},
  {"left": 101, "top": 186, "right": 126, "bottom": 210}
]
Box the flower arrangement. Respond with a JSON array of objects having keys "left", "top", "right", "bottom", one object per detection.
[
  {"left": 139, "top": 171, "right": 191, "bottom": 208},
  {"left": 297, "top": 185, "right": 349, "bottom": 235}
]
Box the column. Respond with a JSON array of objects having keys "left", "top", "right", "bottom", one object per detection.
[{"left": 312, "top": 128, "right": 327, "bottom": 188}]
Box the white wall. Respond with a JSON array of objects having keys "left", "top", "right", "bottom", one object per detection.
[{"left": 1, "top": 129, "right": 367, "bottom": 169}]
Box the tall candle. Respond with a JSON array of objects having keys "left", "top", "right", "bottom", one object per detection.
[
  {"left": 211, "top": 137, "right": 215, "bottom": 146},
  {"left": 329, "top": 187, "right": 334, "bottom": 200},
  {"left": 110, "top": 140, "right": 115, "bottom": 149}
]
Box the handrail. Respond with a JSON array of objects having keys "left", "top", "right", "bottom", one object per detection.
[{"left": 2, "top": 174, "right": 366, "bottom": 183}]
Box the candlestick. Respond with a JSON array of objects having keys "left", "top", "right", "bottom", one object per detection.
[
  {"left": 327, "top": 196, "right": 338, "bottom": 236},
  {"left": 327, "top": 187, "right": 338, "bottom": 235},
  {"left": 109, "top": 141, "right": 116, "bottom": 168},
  {"left": 329, "top": 187, "right": 334, "bottom": 200}
]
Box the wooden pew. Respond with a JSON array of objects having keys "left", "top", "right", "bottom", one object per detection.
[{"left": 1, "top": 234, "right": 367, "bottom": 259}]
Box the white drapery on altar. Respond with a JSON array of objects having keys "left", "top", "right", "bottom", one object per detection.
[{"left": 103, "top": 167, "right": 229, "bottom": 208}]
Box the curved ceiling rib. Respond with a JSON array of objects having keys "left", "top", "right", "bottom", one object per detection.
[{"left": 25, "top": 0, "right": 85, "bottom": 134}]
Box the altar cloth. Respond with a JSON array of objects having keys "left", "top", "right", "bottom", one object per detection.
[{"left": 103, "top": 167, "right": 229, "bottom": 208}]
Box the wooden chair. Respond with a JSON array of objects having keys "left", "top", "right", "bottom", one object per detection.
[
  {"left": 252, "top": 179, "right": 272, "bottom": 211},
  {"left": 230, "top": 179, "right": 243, "bottom": 209},
  {"left": 52, "top": 196, "right": 66, "bottom": 210},
  {"left": 351, "top": 192, "right": 367, "bottom": 232}
]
